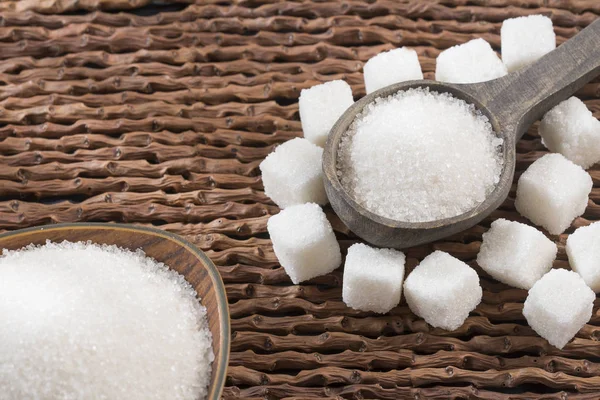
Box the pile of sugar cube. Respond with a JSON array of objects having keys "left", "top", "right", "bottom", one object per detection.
[{"left": 259, "top": 14, "right": 600, "bottom": 350}]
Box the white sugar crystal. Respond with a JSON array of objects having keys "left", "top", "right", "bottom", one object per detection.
[
  {"left": 539, "top": 97, "right": 600, "bottom": 169},
  {"left": 0, "top": 241, "right": 213, "bottom": 400},
  {"left": 477, "top": 218, "right": 557, "bottom": 289},
  {"left": 338, "top": 87, "right": 503, "bottom": 223},
  {"left": 435, "top": 38, "right": 507, "bottom": 84},
  {"left": 268, "top": 203, "right": 341, "bottom": 284},
  {"left": 260, "top": 137, "right": 327, "bottom": 208},
  {"left": 299, "top": 80, "right": 354, "bottom": 147},
  {"left": 501, "top": 14, "right": 556, "bottom": 72},
  {"left": 363, "top": 47, "right": 424, "bottom": 94},
  {"left": 523, "top": 269, "right": 594, "bottom": 349},
  {"left": 342, "top": 243, "right": 406, "bottom": 313},
  {"left": 403, "top": 251, "right": 482, "bottom": 331},
  {"left": 567, "top": 222, "right": 600, "bottom": 292},
  {"left": 515, "top": 153, "right": 592, "bottom": 235}
]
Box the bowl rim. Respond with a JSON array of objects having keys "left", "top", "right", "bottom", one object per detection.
[{"left": 0, "top": 222, "right": 230, "bottom": 400}]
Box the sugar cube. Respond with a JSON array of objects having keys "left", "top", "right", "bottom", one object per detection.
[
  {"left": 501, "top": 14, "right": 556, "bottom": 72},
  {"left": 567, "top": 222, "right": 600, "bottom": 292},
  {"left": 363, "top": 48, "right": 424, "bottom": 94},
  {"left": 259, "top": 138, "right": 327, "bottom": 208},
  {"left": 267, "top": 203, "right": 341, "bottom": 284},
  {"left": 477, "top": 218, "right": 557, "bottom": 289},
  {"left": 435, "top": 38, "right": 507, "bottom": 84},
  {"left": 403, "top": 251, "right": 482, "bottom": 331},
  {"left": 299, "top": 80, "right": 354, "bottom": 147},
  {"left": 515, "top": 153, "right": 592, "bottom": 235},
  {"left": 539, "top": 97, "right": 600, "bottom": 169},
  {"left": 523, "top": 269, "right": 594, "bottom": 349},
  {"left": 342, "top": 243, "right": 406, "bottom": 313}
]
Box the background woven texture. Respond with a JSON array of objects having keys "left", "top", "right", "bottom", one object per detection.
[{"left": 0, "top": 1, "right": 599, "bottom": 398}]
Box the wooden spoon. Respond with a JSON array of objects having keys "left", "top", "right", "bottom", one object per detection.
[{"left": 323, "top": 18, "right": 600, "bottom": 249}]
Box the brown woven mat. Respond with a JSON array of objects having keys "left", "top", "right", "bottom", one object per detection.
[{"left": 1, "top": 1, "right": 600, "bottom": 398}]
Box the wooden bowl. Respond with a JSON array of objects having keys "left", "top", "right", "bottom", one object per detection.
[{"left": 0, "top": 223, "right": 230, "bottom": 400}]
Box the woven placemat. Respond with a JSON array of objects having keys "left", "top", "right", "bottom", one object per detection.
[{"left": 0, "top": 1, "right": 599, "bottom": 399}]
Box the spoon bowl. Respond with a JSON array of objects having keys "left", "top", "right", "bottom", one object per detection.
[{"left": 323, "top": 19, "right": 600, "bottom": 249}]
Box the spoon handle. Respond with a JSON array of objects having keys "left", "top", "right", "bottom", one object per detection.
[{"left": 470, "top": 18, "right": 600, "bottom": 140}]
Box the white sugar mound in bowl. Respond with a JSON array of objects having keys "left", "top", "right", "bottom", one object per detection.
[
  {"left": 0, "top": 241, "right": 214, "bottom": 400},
  {"left": 338, "top": 87, "right": 503, "bottom": 223}
]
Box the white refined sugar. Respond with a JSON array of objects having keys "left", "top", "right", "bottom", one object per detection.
[
  {"left": 0, "top": 242, "right": 213, "bottom": 400},
  {"left": 501, "top": 14, "right": 556, "bottom": 72},
  {"left": 342, "top": 243, "right": 406, "bottom": 314},
  {"left": 567, "top": 222, "right": 600, "bottom": 292},
  {"left": 515, "top": 153, "right": 592, "bottom": 235},
  {"left": 338, "top": 87, "right": 503, "bottom": 223},
  {"left": 363, "top": 47, "right": 424, "bottom": 94},
  {"left": 539, "top": 97, "right": 600, "bottom": 169},
  {"left": 268, "top": 203, "right": 341, "bottom": 284},
  {"left": 477, "top": 218, "right": 557, "bottom": 289},
  {"left": 435, "top": 38, "right": 507, "bottom": 84},
  {"left": 260, "top": 138, "right": 328, "bottom": 208},
  {"left": 523, "top": 269, "right": 594, "bottom": 349},
  {"left": 403, "top": 251, "right": 482, "bottom": 331},
  {"left": 299, "top": 80, "right": 354, "bottom": 147}
]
